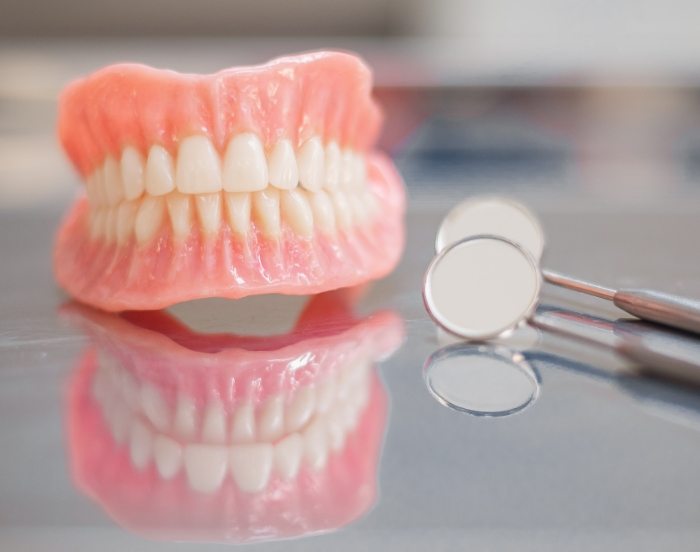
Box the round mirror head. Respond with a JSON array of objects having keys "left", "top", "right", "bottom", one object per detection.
[
  {"left": 424, "top": 344, "right": 540, "bottom": 417},
  {"left": 436, "top": 196, "right": 545, "bottom": 261},
  {"left": 423, "top": 235, "right": 542, "bottom": 341}
]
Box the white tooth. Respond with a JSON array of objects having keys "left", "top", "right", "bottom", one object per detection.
[
  {"left": 258, "top": 396, "right": 284, "bottom": 442},
  {"left": 268, "top": 139, "right": 298, "bottom": 190},
  {"left": 280, "top": 189, "right": 313, "bottom": 237},
  {"left": 341, "top": 150, "right": 355, "bottom": 189},
  {"left": 140, "top": 382, "right": 169, "bottom": 432},
  {"left": 118, "top": 368, "right": 140, "bottom": 411},
  {"left": 86, "top": 172, "right": 101, "bottom": 205},
  {"left": 174, "top": 394, "right": 197, "bottom": 440},
  {"left": 308, "top": 190, "right": 336, "bottom": 234},
  {"left": 229, "top": 444, "right": 273, "bottom": 493},
  {"left": 350, "top": 193, "right": 369, "bottom": 224},
  {"left": 326, "top": 407, "right": 346, "bottom": 452},
  {"left": 184, "top": 444, "right": 228, "bottom": 494},
  {"left": 153, "top": 435, "right": 183, "bottom": 480},
  {"left": 116, "top": 200, "right": 137, "bottom": 244},
  {"left": 352, "top": 154, "right": 366, "bottom": 189},
  {"left": 121, "top": 146, "right": 145, "bottom": 200},
  {"left": 274, "top": 433, "right": 303, "bottom": 480},
  {"left": 129, "top": 421, "right": 152, "bottom": 470},
  {"left": 302, "top": 417, "right": 328, "bottom": 471},
  {"left": 145, "top": 145, "right": 175, "bottom": 196},
  {"left": 297, "top": 137, "right": 325, "bottom": 192},
  {"left": 340, "top": 398, "right": 359, "bottom": 431},
  {"left": 166, "top": 192, "right": 193, "bottom": 240},
  {"left": 175, "top": 136, "right": 222, "bottom": 194},
  {"left": 202, "top": 400, "right": 227, "bottom": 444},
  {"left": 230, "top": 402, "right": 256, "bottom": 444},
  {"left": 331, "top": 190, "right": 353, "bottom": 230},
  {"left": 110, "top": 402, "right": 132, "bottom": 446},
  {"left": 89, "top": 209, "right": 105, "bottom": 239},
  {"left": 316, "top": 376, "right": 336, "bottom": 414},
  {"left": 195, "top": 192, "right": 222, "bottom": 236},
  {"left": 252, "top": 188, "right": 281, "bottom": 237},
  {"left": 324, "top": 141, "right": 341, "bottom": 190},
  {"left": 103, "top": 156, "right": 124, "bottom": 205},
  {"left": 286, "top": 386, "right": 315, "bottom": 432},
  {"left": 223, "top": 192, "right": 251, "bottom": 236},
  {"left": 222, "top": 133, "right": 268, "bottom": 192},
  {"left": 92, "top": 165, "right": 107, "bottom": 206},
  {"left": 103, "top": 207, "right": 118, "bottom": 244},
  {"left": 134, "top": 195, "right": 165, "bottom": 244}
]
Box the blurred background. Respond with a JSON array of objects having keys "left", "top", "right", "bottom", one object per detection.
[{"left": 3, "top": 0, "right": 700, "bottom": 210}]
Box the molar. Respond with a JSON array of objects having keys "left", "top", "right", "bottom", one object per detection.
[
  {"left": 252, "top": 188, "right": 281, "bottom": 237},
  {"left": 175, "top": 136, "right": 222, "bottom": 194},
  {"left": 268, "top": 139, "right": 298, "bottom": 190},
  {"left": 145, "top": 145, "right": 175, "bottom": 196},
  {"left": 297, "top": 137, "right": 325, "bottom": 192},
  {"left": 222, "top": 133, "right": 268, "bottom": 192},
  {"left": 302, "top": 417, "right": 328, "bottom": 471},
  {"left": 121, "top": 146, "right": 145, "bottom": 200},
  {"left": 280, "top": 188, "right": 313, "bottom": 237},
  {"left": 331, "top": 189, "right": 353, "bottom": 229}
]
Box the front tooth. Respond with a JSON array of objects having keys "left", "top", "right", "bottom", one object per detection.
[
  {"left": 324, "top": 141, "right": 341, "bottom": 190},
  {"left": 129, "top": 421, "right": 152, "bottom": 470},
  {"left": 252, "top": 188, "right": 281, "bottom": 237},
  {"left": 286, "top": 385, "right": 315, "bottom": 432},
  {"left": 153, "top": 435, "right": 183, "bottom": 479},
  {"left": 116, "top": 200, "right": 137, "bottom": 244},
  {"left": 174, "top": 394, "right": 197, "bottom": 440},
  {"left": 331, "top": 190, "right": 353, "bottom": 229},
  {"left": 121, "top": 146, "right": 145, "bottom": 200},
  {"left": 140, "top": 382, "right": 169, "bottom": 432},
  {"left": 103, "top": 156, "right": 124, "bottom": 205},
  {"left": 258, "top": 396, "right": 284, "bottom": 442},
  {"left": 184, "top": 444, "right": 228, "bottom": 494},
  {"left": 274, "top": 433, "right": 303, "bottom": 480},
  {"left": 230, "top": 402, "right": 256, "bottom": 444},
  {"left": 302, "top": 417, "right": 328, "bottom": 471},
  {"left": 145, "top": 145, "right": 175, "bottom": 196},
  {"left": 229, "top": 444, "right": 273, "bottom": 493},
  {"left": 223, "top": 192, "right": 251, "bottom": 236},
  {"left": 280, "top": 189, "right": 313, "bottom": 237},
  {"left": 268, "top": 139, "right": 298, "bottom": 190},
  {"left": 175, "top": 136, "right": 222, "bottom": 194},
  {"left": 308, "top": 190, "right": 336, "bottom": 234},
  {"left": 297, "top": 137, "right": 325, "bottom": 192},
  {"left": 134, "top": 196, "right": 166, "bottom": 244},
  {"left": 194, "top": 192, "right": 222, "bottom": 236},
  {"left": 202, "top": 400, "right": 227, "bottom": 444},
  {"left": 222, "top": 133, "right": 268, "bottom": 192},
  {"left": 166, "top": 192, "right": 193, "bottom": 240}
]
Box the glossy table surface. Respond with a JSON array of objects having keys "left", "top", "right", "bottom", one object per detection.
[{"left": 2, "top": 44, "right": 700, "bottom": 551}]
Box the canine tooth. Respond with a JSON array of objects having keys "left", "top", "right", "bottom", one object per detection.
[
  {"left": 184, "top": 444, "right": 228, "bottom": 494},
  {"left": 258, "top": 396, "right": 284, "bottom": 442},
  {"left": 176, "top": 136, "right": 222, "bottom": 193},
  {"left": 297, "top": 137, "right": 325, "bottom": 191},
  {"left": 331, "top": 190, "right": 353, "bottom": 229},
  {"left": 166, "top": 192, "right": 193, "bottom": 239},
  {"left": 231, "top": 402, "right": 256, "bottom": 444},
  {"left": 145, "top": 145, "right": 175, "bottom": 196},
  {"left": 222, "top": 133, "right": 267, "bottom": 192},
  {"left": 308, "top": 190, "right": 336, "bottom": 234},
  {"left": 174, "top": 395, "right": 197, "bottom": 439},
  {"left": 230, "top": 444, "right": 273, "bottom": 493},
  {"left": 268, "top": 139, "right": 298, "bottom": 190},
  {"left": 202, "top": 400, "right": 227, "bottom": 444},
  {"left": 252, "top": 188, "right": 281, "bottom": 237},
  {"left": 223, "top": 192, "right": 251, "bottom": 236},
  {"left": 195, "top": 193, "right": 222, "bottom": 236},
  {"left": 103, "top": 156, "right": 124, "bottom": 205},
  {"left": 324, "top": 141, "right": 341, "bottom": 189},
  {"left": 116, "top": 201, "right": 137, "bottom": 244},
  {"left": 134, "top": 195, "right": 165, "bottom": 244},
  {"left": 153, "top": 435, "right": 183, "bottom": 479},
  {"left": 274, "top": 433, "right": 303, "bottom": 480},
  {"left": 140, "top": 382, "right": 169, "bottom": 432},
  {"left": 286, "top": 385, "right": 315, "bottom": 432},
  {"left": 302, "top": 417, "right": 328, "bottom": 471},
  {"left": 129, "top": 421, "right": 152, "bottom": 470},
  {"left": 121, "top": 146, "right": 145, "bottom": 200},
  {"left": 280, "top": 189, "right": 313, "bottom": 237}
]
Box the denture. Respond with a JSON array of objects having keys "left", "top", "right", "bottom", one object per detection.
[
  {"left": 55, "top": 52, "right": 405, "bottom": 311},
  {"left": 64, "top": 290, "right": 403, "bottom": 543}
]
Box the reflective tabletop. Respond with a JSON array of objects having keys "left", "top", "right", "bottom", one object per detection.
[{"left": 3, "top": 42, "right": 700, "bottom": 551}]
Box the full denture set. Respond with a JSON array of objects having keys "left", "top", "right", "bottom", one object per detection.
[{"left": 55, "top": 52, "right": 405, "bottom": 311}]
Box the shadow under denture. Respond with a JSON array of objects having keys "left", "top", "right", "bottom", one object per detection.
[{"left": 62, "top": 290, "right": 404, "bottom": 544}]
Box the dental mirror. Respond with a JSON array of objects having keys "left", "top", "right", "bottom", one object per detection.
[{"left": 424, "top": 344, "right": 540, "bottom": 417}]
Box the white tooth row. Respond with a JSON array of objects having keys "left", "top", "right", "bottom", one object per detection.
[
  {"left": 88, "top": 188, "right": 377, "bottom": 245},
  {"left": 91, "top": 353, "right": 371, "bottom": 494},
  {"left": 86, "top": 135, "right": 367, "bottom": 208}
]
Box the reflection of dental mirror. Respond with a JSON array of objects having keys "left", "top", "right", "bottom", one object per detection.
[
  {"left": 424, "top": 344, "right": 540, "bottom": 417},
  {"left": 436, "top": 195, "right": 700, "bottom": 336}
]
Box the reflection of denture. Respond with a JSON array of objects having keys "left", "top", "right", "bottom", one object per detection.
[
  {"left": 55, "top": 52, "right": 405, "bottom": 311},
  {"left": 64, "top": 291, "right": 403, "bottom": 543}
]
